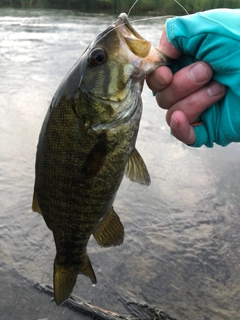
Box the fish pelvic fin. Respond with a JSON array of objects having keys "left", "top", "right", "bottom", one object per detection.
[
  {"left": 93, "top": 208, "right": 124, "bottom": 247},
  {"left": 54, "top": 256, "right": 97, "bottom": 306},
  {"left": 32, "top": 192, "right": 42, "bottom": 215},
  {"left": 125, "top": 147, "right": 151, "bottom": 186}
]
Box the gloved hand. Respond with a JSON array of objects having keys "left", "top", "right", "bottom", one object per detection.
[{"left": 165, "top": 8, "right": 240, "bottom": 147}]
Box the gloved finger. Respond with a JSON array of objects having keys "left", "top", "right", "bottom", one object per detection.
[
  {"left": 146, "top": 66, "right": 173, "bottom": 92},
  {"left": 165, "top": 80, "right": 227, "bottom": 125},
  {"left": 169, "top": 110, "right": 196, "bottom": 145},
  {"left": 156, "top": 61, "right": 213, "bottom": 110},
  {"left": 159, "top": 26, "right": 182, "bottom": 59}
]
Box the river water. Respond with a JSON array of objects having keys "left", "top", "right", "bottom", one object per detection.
[{"left": 1, "top": 8, "right": 240, "bottom": 320}]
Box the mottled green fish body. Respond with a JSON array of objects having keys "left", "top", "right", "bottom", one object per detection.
[{"left": 32, "top": 13, "right": 168, "bottom": 306}]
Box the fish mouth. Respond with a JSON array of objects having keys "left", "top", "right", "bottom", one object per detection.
[
  {"left": 113, "top": 13, "right": 151, "bottom": 59},
  {"left": 113, "top": 13, "right": 169, "bottom": 66},
  {"left": 116, "top": 13, "right": 144, "bottom": 41}
]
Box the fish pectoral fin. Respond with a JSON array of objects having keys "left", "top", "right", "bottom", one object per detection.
[
  {"left": 54, "top": 256, "right": 96, "bottom": 306},
  {"left": 93, "top": 208, "right": 124, "bottom": 247},
  {"left": 125, "top": 147, "right": 151, "bottom": 186},
  {"left": 32, "top": 192, "right": 42, "bottom": 215},
  {"left": 81, "top": 134, "right": 108, "bottom": 179},
  {"left": 54, "top": 260, "right": 78, "bottom": 306}
]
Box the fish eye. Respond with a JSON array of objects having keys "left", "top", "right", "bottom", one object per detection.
[{"left": 88, "top": 48, "right": 107, "bottom": 66}]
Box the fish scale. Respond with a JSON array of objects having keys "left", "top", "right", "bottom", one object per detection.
[{"left": 32, "top": 12, "right": 169, "bottom": 306}]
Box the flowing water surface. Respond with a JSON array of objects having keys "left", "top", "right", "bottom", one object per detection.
[{"left": 1, "top": 8, "right": 240, "bottom": 320}]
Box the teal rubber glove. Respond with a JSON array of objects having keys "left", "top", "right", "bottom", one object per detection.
[{"left": 165, "top": 9, "right": 240, "bottom": 147}]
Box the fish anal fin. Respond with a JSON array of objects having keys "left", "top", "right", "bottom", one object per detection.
[
  {"left": 93, "top": 208, "right": 124, "bottom": 247},
  {"left": 32, "top": 192, "right": 42, "bottom": 215},
  {"left": 125, "top": 147, "right": 151, "bottom": 186}
]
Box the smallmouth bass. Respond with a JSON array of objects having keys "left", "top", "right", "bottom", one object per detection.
[{"left": 32, "top": 13, "right": 168, "bottom": 306}]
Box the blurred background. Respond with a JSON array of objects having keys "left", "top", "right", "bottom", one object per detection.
[
  {"left": 1, "top": 0, "right": 240, "bottom": 15},
  {"left": 1, "top": 1, "right": 240, "bottom": 320}
]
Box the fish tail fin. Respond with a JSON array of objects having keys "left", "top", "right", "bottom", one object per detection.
[
  {"left": 54, "top": 260, "right": 78, "bottom": 306},
  {"left": 53, "top": 256, "right": 97, "bottom": 306}
]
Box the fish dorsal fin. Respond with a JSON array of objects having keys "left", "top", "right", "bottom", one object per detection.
[
  {"left": 125, "top": 148, "right": 151, "bottom": 186},
  {"left": 81, "top": 134, "right": 108, "bottom": 179},
  {"left": 93, "top": 208, "right": 124, "bottom": 247},
  {"left": 32, "top": 192, "right": 42, "bottom": 215}
]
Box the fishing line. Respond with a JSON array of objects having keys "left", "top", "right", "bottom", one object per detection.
[
  {"left": 127, "top": 0, "right": 189, "bottom": 25},
  {"left": 128, "top": 0, "right": 189, "bottom": 19},
  {"left": 129, "top": 15, "right": 174, "bottom": 25},
  {"left": 173, "top": 0, "right": 189, "bottom": 15},
  {"left": 93, "top": 0, "right": 189, "bottom": 44},
  {"left": 128, "top": 0, "right": 139, "bottom": 16}
]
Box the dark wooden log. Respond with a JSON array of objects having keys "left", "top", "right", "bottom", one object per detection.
[{"left": 34, "top": 282, "right": 177, "bottom": 320}]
